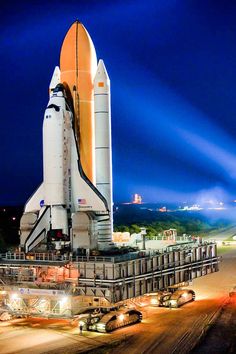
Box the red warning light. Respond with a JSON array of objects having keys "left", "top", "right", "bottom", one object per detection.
[{"left": 56, "top": 230, "right": 63, "bottom": 238}]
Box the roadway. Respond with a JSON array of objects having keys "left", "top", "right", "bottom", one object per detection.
[{"left": 0, "top": 242, "right": 235, "bottom": 353}]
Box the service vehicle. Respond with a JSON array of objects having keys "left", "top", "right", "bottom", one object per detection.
[
  {"left": 91, "top": 308, "right": 142, "bottom": 332},
  {"left": 156, "top": 291, "right": 172, "bottom": 306},
  {"left": 168, "top": 289, "right": 195, "bottom": 308}
]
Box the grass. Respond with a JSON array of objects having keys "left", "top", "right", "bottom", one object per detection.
[
  {"left": 224, "top": 235, "right": 236, "bottom": 241},
  {"left": 217, "top": 245, "right": 236, "bottom": 255}
]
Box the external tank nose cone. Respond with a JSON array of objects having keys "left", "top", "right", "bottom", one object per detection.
[{"left": 60, "top": 21, "right": 97, "bottom": 87}]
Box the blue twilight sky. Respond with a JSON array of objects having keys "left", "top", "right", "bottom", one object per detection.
[{"left": 1, "top": 0, "right": 236, "bottom": 204}]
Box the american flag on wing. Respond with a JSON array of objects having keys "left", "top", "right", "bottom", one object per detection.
[{"left": 78, "top": 198, "right": 86, "bottom": 204}]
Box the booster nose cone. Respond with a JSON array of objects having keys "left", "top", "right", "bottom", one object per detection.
[
  {"left": 94, "top": 60, "right": 110, "bottom": 92},
  {"left": 95, "top": 60, "right": 110, "bottom": 80}
]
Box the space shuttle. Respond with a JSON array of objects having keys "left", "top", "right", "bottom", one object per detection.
[{"left": 20, "top": 21, "right": 113, "bottom": 253}]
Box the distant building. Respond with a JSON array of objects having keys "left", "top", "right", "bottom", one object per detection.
[
  {"left": 159, "top": 206, "right": 167, "bottom": 212},
  {"left": 112, "top": 232, "right": 131, "bottom": 243},
  {"left": 132, "top": 194, "right": 142, "bottom": 204},
  {"left": 163, "top": 229, "right": 177, "bottom": 240}
]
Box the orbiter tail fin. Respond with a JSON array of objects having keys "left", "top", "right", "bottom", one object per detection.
[
  {"left": 24, "top": 206, "right": 50, "bottom": 253},
  {"left": 24, "top": 183, "right": 44, "bottom": 213}
]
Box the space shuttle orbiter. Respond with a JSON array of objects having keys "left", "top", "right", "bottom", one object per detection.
[{"left": 20, "top": 21, "right": 113, "bottom": 253}]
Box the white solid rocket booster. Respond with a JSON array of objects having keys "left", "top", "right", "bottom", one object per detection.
[
  {"left": 43, "top": 86, "right": 68, "bottom": 237},
  {"left": 94, "top": 60, "right": 113, "bottom": 247}
]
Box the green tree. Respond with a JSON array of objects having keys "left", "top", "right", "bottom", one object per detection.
[
  {"left": 114, "top": 225, "right": 130, "bottom": 232},
  {"left": 129, "top": 224, "right": 141, "bottom": 234}
]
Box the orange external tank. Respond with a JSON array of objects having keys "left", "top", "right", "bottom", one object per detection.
[{"left": 60, "top": 21, "right": 97, "bottom": 184}]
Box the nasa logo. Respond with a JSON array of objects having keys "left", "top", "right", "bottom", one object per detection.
[{"left": 40, "top": 200, "right": 44, "bottom": 207}]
